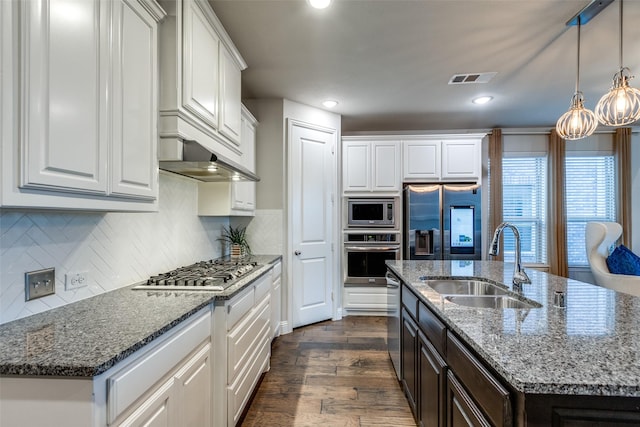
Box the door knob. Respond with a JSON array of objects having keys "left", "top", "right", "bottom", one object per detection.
[{"left": 294, "top": 250, "right": 302, "bottom": 256}]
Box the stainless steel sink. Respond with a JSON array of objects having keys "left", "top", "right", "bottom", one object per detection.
[
  {"left": 443, "top": 295, "right": 542, "bottom": 309},
  {"left": 421, "top": 278, "right": 509, "bottom": 296},
  {"left": 418, "top": 278, "right": 542, "bottom": 309}
]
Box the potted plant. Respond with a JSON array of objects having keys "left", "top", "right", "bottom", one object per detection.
[{"left": 219, "top": 225, "right": 251, "bottom": 258}]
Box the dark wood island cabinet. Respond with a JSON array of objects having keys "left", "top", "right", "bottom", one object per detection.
[{"left": 389, "top": 261, "right": 640, "bottom": 427}]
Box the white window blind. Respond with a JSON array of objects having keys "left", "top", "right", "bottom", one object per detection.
[
  {"left": 565, "top": 155, "right": 616, "bottom": 266},
  {"left": 502, "top": 157, "right": 547, "bottom": 264}
]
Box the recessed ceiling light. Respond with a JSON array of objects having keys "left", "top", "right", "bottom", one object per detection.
[
  {"left": 309, "top": 0, "right": 331, "bottom": 9},
  {"left": 472, "top": 96, "right": 493, "bottom": 105},
  {"left": 322, "top": 100, "right": 338, "bottom": 108}
]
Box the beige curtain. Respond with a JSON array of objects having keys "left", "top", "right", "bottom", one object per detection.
[
  {"left": 488, "top": 129, "right": 503, "bottom": 261},
  {"left": 549, "top": 129, "right": 568, "bottom": 277},
  {"left": 614, "top": 128, "right": 632, "bottom": 248}
]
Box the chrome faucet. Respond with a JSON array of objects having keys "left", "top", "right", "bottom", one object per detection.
[{"left": 489, "top": 222, "right": 531, "bottom": 286}]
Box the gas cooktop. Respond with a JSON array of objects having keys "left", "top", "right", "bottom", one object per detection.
[{"left": 132, "top": 258, "right": 260, "bottom": 291}]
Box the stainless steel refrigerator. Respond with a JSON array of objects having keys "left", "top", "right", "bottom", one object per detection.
[{"left": 403, "top": 183, "right": 482, "bottom": 260}]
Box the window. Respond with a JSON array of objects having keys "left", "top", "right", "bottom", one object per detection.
[
  {"left": 502, "top": 156, "right": 547, "bottom": 264},
  {"left": 565, "top": 155, "right": 616, "bottom": 267}
]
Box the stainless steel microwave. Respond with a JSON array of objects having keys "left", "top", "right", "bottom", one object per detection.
[{"left": 347, "top": 198, "right": 396, "bottom": 227}]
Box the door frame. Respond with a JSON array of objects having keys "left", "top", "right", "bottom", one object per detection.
[{"left": 286, "top": 118, "right": 341, "bottom": 329}]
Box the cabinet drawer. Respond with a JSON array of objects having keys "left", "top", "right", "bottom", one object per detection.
[
  {"left": 107, "top": 307, "right": 211, "bottom": 423},
  {"left": 227, "top": 324, "right": 271, "bottom": 426},
  {"left": 226, "top": 285, "right": 254, "bottom": 331},
  {"left": 254, "top": 274, "right": 271, "bottom": 302},
  {"left": 272, "top": 261, "right": 282, "bottom": 279},
  {"left": 418, "top": 302, "right": 446, "bottom": 356},
  {"left": 402, "top": 285, "right": 418, "bottom": 319},
  {"left": 446, "top": 333, "right": 512, "bottom": 427},
  {"left": 227, "top": 295, "right": 271, "bottom": 382}
]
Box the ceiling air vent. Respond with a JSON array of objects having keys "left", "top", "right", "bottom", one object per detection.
[{"left": 448, "top": 72, "right": 497, "bottom": 85}]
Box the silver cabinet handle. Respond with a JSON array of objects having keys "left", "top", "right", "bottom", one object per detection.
[{"left": 294, "top": 250, "right": 302, "bottom": 255}]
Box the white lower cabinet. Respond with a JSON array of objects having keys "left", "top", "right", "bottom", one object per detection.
[
  {"left": 0, "top": 306, "right": 212, "bottom": 427},
  {"left": 108, "top": 308, "right": 212, "bottom": 426},
  {"left": 271, "top": 261, "right": 282, "bottom": 339},
  {"left": 0, "top": 269, "right": 281, "bottom": 427},
  {"left": 343, "top": 286, "right": 391, "bottom": 316},
  {"left": 115, "top": 377, "right": 176, "bottom": 427},
  {"left": 213, "top": 271, "right": 273, "bottom": 427},
  {"left": 227, "top": 295, "right": 271, "bottom": 424}
]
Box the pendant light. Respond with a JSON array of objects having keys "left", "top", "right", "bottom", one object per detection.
[
  {"left": 594, "top": 0, "right": 640, "bottom": 126},
  {"left": 556, "top": 16, "right": 598, "bottom": 140}
]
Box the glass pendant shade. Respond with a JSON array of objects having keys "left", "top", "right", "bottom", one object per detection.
[
  {"left": 556, "top": 17, "right": 596, "bottom": 140},
  {"left": 556, "top": 92, "right": 598, "bottom": 140},
  {"left": 595, "top": 68, "right": 640, "bottom": 125},
  {"left": 595, "top": 0, "right": 640, "bottom": 126}
]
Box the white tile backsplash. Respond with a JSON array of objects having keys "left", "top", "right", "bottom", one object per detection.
[
  {"left": 0, "top": 173, "right": 229, "bottom": 324},
  {"left": 244, "top": 209, "right": 284, "bottom": 255}
]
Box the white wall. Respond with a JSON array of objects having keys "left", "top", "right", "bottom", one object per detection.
[
  {"left": 0, "top": 173, "right": 229, "bottom": 324},
  {"left": 244, "top": 99, "right": 285, "bottom": 211}
]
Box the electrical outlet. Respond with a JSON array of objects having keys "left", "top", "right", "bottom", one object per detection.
[
  {"left": 25, "top": 268, "right": 56, "bottom": 301},
  {"left": 66, "top": 271, "right": 89, "bottom": 291}
]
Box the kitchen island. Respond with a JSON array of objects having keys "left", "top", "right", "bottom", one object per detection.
[
  {"left": 0, "top": 254, "right": 281, "bottom": 427},
  {"left": 387, "top": 260, "right": 640, "bottom": 426}
]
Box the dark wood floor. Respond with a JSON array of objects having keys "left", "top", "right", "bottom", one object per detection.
[{"left": 240, "top": 316, "right": 416, "bottom": 427}]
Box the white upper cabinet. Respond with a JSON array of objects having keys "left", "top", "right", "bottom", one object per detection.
[
  {"left": 373, "top": 142, "right": 401, "bottom": 191},
  {"left": 219, "top": 47, "right": 243, "bottom": 146},
  {"left": 343, "top": 141, "right": 371, "bottom": 192},
  {"left": 0, "top": 0, "right": 163, "bottom": 210},
  {"left": 20, "top": 0, "right": 109, "bottom": 195},
  {"left": 232, "top": 107, "right": 257, "bottom": 211},
  {"left": 441, "top": 139, "right": 481, "bottom": 180},
  {"left": 182, "top": 0, "right": 220, "bottom": 128},
  {"left": 403, "top": 140, "right": 441, "bottom": 180},
  {"left": 158, "top": 0, "right": 246, "bottom": 164},
  {"left": 342, "top": 138, "right": 400, "bottom": 193},
  {"left": 111, "top": 0, "right": 161, "bottom": 200},
  {"left": 402, "top": 135, "right": 484, "bottom": 182},
  {"left": 197, "top": 105, "right": 257, "bottom": 216}
]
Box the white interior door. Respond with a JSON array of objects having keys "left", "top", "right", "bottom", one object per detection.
[{"left": 290, "top": 120, "right": 335, "bottom": 328}]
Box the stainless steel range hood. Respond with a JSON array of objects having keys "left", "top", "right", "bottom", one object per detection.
[{"left": 159, "top": 140, "right": 259, "bottom": 182}]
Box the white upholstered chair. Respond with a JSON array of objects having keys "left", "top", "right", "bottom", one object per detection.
[{"left": 585, "top": 221, "right": 640, "bottom": 296}]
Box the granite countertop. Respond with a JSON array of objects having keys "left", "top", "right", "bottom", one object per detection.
[
  {"left": 0, "top": 255, "right": 281, "bottom": 378},
  {"left": 387, "top": 260, "right": 640, "bottom": 397}
]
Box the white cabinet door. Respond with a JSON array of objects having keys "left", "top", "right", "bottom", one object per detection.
[
  {"left": 342, "top": 141, "right": 371, "bottom": 192},
  {"left": 110, "top": 0, "right": 158, "bottom": 199},
  {"left": 403, "top": 140, "right": 441, "bottom": 180},
  {"left": 343, "top": 139, "right": 400, "bottom": 193},
  {"left": 441, "top": 139, "right": 480, "bottom": 180},
  {"left": 219, "top": 46, "right": 242, "bottom": 146},
  {"left": 21, "top": 0, "right": 108, "bottom": 195},
  {"left": 182, "top": 0, "right": 220, "bottom": 128},
  {"left": 175, "top": 344, "right": 212, "bottom": 427},
  {"left": 198, "top": 106, "right": 257, "bottom": 216},
  {"left": 231, "top": 110, "right": 256, "bottom": 211},
  {"left": 2, "top": 0, "right": 161, "bottom": 210},
  {"left": 271, "top": 270, "right": 281, "bottom": 339},
  {"left": 372, "top": 141, "right": 401, "bottom": 191},
  {"left": 116, "top": 378, "right": 176, "bottom": 427}
]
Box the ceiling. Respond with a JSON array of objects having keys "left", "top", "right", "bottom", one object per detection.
[{"left": 208, "top": 0, "right": 640, "bottom": 133}]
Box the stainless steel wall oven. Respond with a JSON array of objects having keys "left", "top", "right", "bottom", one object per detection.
[{"left": 343, "top": 232, "right": 401, "bottom": 286}]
